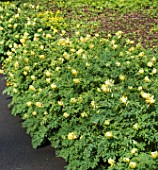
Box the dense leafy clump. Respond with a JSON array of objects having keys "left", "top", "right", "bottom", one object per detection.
[{"left": 0, "top": 1, "right": 158, "bottom": 170}]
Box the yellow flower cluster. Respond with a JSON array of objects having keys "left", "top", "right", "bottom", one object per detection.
[{"left": 37, "top": 11, "right": 63, "bottom": 27}]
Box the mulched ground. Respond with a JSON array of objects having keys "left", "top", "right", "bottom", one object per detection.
[
  {"left": 0, "top": 65, "right": 66, "bottom": 170},
  {"left": 96, "top": 10, "right": 158, "bottom": 48},
  {"left": 64, "top": 6, "right": 158, "bottom": 49}
]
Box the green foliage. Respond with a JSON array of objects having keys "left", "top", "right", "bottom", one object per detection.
[{"left": 0, "top": 1, "right": 158, "bottom": 170}]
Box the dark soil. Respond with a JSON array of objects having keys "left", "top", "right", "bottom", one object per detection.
[
  {"left": 96, "top": 10, "right": 158, "bottom": 48},
  {"left": 63, "top": 7, "right": 158, "bottom": 49}
]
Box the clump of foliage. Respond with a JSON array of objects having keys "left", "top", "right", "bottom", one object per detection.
[{"left": 0, "top": 1, "right": 158, "bottom": 170}]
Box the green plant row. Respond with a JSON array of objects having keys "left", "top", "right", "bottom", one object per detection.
[{"left": 0, "top": 1, "right": 158, "bottom": 170}]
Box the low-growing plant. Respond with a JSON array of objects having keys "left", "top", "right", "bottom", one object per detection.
[
  {"left": 2, "top": 28, "right": 158, "bottom": 169},
  {"left": 0, "top": 1, "right": 158, "bottom": 170}
]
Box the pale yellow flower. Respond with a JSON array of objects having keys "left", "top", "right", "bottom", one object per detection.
[
  {"left": 104, "top": 131, "right": 113, "bottom": 138},
  {"left": 24, "top": 58, "right": 29, "bottom": 63},
  {"left": 147, "top": 61, "right": 153, "bottom": 67},
  {"left": 30, "top": 51, "right": 35, "bottom": 56},
  {"left": 101, "top": 84, "right": 111, "bottom": 93},
  {"left": 32, "top": 111, "right": 37, "bottom": 116},
  {"left": 138, "top": 52, "right": 144, "bottom": 57},
  {"left": 71, "top": 69, "right": 78, "bottom": 76},
  {"left": 0, "top": 69, "right": 4, "bottom": 74},
  {"left": 133, "top": 123, "right": 139, "bottom": 130},
  {"left": 119, "top": 52, "right": 124, "bottom": 57},
  {"left": 61, "top": 30, "right": 66, "bottom": 35},
  {"left": 26, "top": 101, "right": 32, "bottom": 107},
  {"left": 7, "top": 51, "right": 12, "bottom": 56},
  {"left": 131, "top": 148, "right": 138, "bottom": 154},
  {"left": 95, "top": 33, "right": 100, "bottom": 37},
  {"left": 112, "top": 44, "right": 118, "bottom": 49},
  {"left": 108, "top": 34, "right": 112, "bottom": 38},
  {"left": 63, "top": 52, "right": 70, "bottom": 60},
  {"left": 29, "top": 85, "right": 36, "bottom": 91},
  {"left": 14, "top": 13, "right": 20, "bottom": 18},
  {"left": 81, "top": 112, "right": 88, "bottom": 118},
  {"left": 46, "top": 34, "right": 52, "bottom": 38},
  {"left": 70, "top": 48, "right": 76, "bottom": 53},
  {"left": 75, "top": 31, "right": 80, "bottom": 36},
  {"left": 104, "top": 119, "right": 110, "bottom": 125},
  {"left": 140, "top": 91, "right": 150, "bottom": 99},
  {"left": 44, "top": 111, "right": 48, "bottom": 115},
  {"left": 144, "top": 76, "right": 151, "bottom": 82},
  {"left": 138, "top": 68, "right": 144, "bottom": 74},
  {"left": 24, "top": 66, "right": 30, "bottom": 71},
  {"left": 63, "top": 112, "right": 69, "bottom": 118},
  {"left": 73, "top": 78, "right": 80, "bottom": 84},
  {"left": 137, "top": 86, "right": 143, "bottom": 91},
  {"left": 34, "top": 33, "right": 39, "bottom": 37},
  {"left": 40, "top": 45, "right": 44, "bottom": 50},
  {"left": 20, "top": 38, "right": 26, "bottom": 44},
  {"left": 67, "top": 132, "right": 77, "bottom": 140},
  {"left": 76, "top": 49, "right": 84, "bottom": 55},
  {"left": 55, "top": 67, "right": 61, "bottom": 71},
  {"left": 11, "top": 48, "right": 16, "bottom": 52},
  {"left": 13, "top": 88, "right": 18, "bottom": 93},
  {"left": 70, "top": 98, "right": 77, "bottom": 103},
  {"left": 51, "top": 84, "right": 57, "bottom": 89},
  {"left": 151, "top": 57, "right": 156, "bottom": 63},
  {"left": 128, "top": 47, "right": 135, "bottom": 52},
  {"left": 108, "top": 158, "right": 115, "bottom": 166},
  {"left": 129, "top": 162, "right": 137, "bottom": 169},
  {"left": 58, "top": 101, "right": 64, "bottom": 106},
  {"left": 37, "top": 28, "right": 43, "bottom": 32},
  {"left": 31, "top": 75, "right": 36, "bottom": 81},
  {"left": 36, "top": 102, "right": 42, "bottom": 107},
  {"left": 115, "top": 61, "right": 121, "bottom": 67},
  {"left": 45, "top": 70, "right": 51, "bottom": 77},
  {"left": 145, "top": 95, "right": 155, "bottom": 105},
  {"left": 151, "top": 151, "right": 158, "bottom": 159},
  {"left": 123, "top": 157, "right": 130, "bottom": 163},
  {"left": 23, "top": 114, "right": 28, "bottom": 119},
  {"left": 128, "top": 86, "right": 133, "bottom": 90},
  {"left": 152, "top": 68, "right": 157, "bottom": 74},
  {"left": 91, "top": 101, "right": 96, "bottom": 108},
  {"left": 120, "top": 96, "right": 128, "bottom": 105},
  {"left": 23, "top": 71, "right": 27, "bottom": 76},
  {"left": 111, "top": 40, "right": 115, "bottom": 45},
  {"left": 119, "top": 74, "right": 125, "bottom": 81},
  {"left": 89, "top": 44, "right": 94, "bottom": 49},
  {"left": 9, "top": 73, "right": 14, "bottom": 78},
  {"left": 39, "top": 55, "right": 45, "bottom": 60}
]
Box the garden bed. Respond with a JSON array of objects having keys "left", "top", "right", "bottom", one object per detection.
[{"left": 0, "top": 1, "right": 158, "bottom": 170}]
